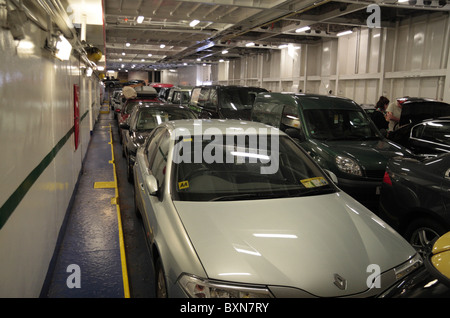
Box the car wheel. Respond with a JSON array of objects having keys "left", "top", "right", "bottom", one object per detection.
[
  {"left": 155, "top": 257, "right": 168, "bottom": 298},
  {"left": 404, "top": 218, "right": 447, "bottom": 255}
]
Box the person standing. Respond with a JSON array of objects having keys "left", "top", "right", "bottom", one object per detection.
[
  {"left": 386, "top": 98, "right": 403, "bottom": 132},
  {"left": 371, "top": 96, "right": 389, "bottom": 131}
]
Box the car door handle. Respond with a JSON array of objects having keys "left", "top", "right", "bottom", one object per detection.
[{"left": 140, "top": 183, "right": 145, "bottom": 191}]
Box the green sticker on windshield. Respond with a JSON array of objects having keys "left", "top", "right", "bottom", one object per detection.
[{"left": 300, "top": 177, "right": 328, "bottom": 188}]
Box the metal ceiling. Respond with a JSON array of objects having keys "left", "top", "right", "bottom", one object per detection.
[{"left": 92, "top": 0, "right": 450, "bottom": 71}]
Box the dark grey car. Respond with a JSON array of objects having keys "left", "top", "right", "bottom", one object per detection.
[
  {"left": 388, "top": 117, "right": 450, "bottom": 156},
  {"left": 379, "top": 153, "right": 450, "bottom": 254},
  {"left": 120, "top": 104, "right": 197, "bottom": 181},
  {"left": 188, "top": 85, "right": 268, "bottom": 120}
]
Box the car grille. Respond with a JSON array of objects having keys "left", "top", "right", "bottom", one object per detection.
[{"left": 365, "top": 170, "right": 385, "bottom": 179}]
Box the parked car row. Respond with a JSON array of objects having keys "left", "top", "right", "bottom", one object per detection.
[
  {"left": 111, "top": 85, "right": 450, "bottom": 298},
  {"left": 387, "top": 97, "right": 450, "bottom": 156},
  {"left": 103, "top": 77, "right": 146, "bottom": 89},
  {"left": 378, "top": 97, "right": 450, "bottom": 256},
  {"left": 132, "top": 119, "right": 421, "bottom": 298}
]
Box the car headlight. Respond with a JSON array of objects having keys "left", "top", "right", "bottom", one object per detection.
[
  {"left": 178, "top": 274, "right": 272, "bottom": 298},
  {"left": 394, "top": 253, "right": 423, "bottom": 280},
  {"left": 335, "top": 155, "right": 362, "bottom": 176}
]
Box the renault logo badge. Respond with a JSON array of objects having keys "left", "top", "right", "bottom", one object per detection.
[{"left": 334, "top": 273, "right": 347, "bottom": 290}]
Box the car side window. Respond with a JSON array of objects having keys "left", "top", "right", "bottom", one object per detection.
[
  {"left": 199, "top": 88, "right": 211, "bottom": 108},
  {"left": 150, "top": 130, "right": 171, "bottom": 188},
  {"left": 190, "top": 87, "right": 210, "bottom": 108},
  {"left": 420, "top": 121, "right": 450, "bottom": 145},
  {"left": 252, "top": 100, "right": 284, "bottom": 128},
  {"left": 190, "top": 88, "right": 201, "bottom": 106},
  {"left": 206, "top": 88, "right": 218, "bottom": 110},
  {"left": 411, "top": 123, "right": 425, "bottom": 139},
  {"left": 145, "top": 128, "right": 165, "bottom": 168},
  {"left": 172, "top": 91, "right": 181, "bottom": 103}
]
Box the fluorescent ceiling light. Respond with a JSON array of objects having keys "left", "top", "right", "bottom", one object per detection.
[
  {"left": 222, "top": 50, "right": 228, "bottom": 54},
  {"left": 160, "top": 44, "right": 166, "bottom": 48},
  {"left": 55, "top": 35, "right": 72, "bottom": 61},
  {"left": 126, "top": 42, "right": 130, "bottom": 47},
  {"left": 245, "top": 42, "right": 255, "bottom": 47},
  {"left": 337, "top": 30, "right": 353, "bottom": 37},
  {"left": 148, "top": 53, "right": 152, "bottom": 57},
  {"left": 189, "top": 19, "right": 200, "bottom": 27},
  {"left": 278, "top": 44, "right": 288, "bottom": 49},
  {"left": 122, "top": 52, "right": 126, "bottom": 55},
  {"left": 295, "top": 26, "right": 310, "bottom": 33},
  {"left": 137, "top": 16, "right": 144, "bottom": 23}
]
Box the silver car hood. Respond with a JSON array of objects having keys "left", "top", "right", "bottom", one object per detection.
[{"left": 173, "top": 192, "right": 416, "bottom": 297}]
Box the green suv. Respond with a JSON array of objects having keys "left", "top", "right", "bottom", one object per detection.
[{"left": 251, "top": 93, "right": 411, "bottom": 210}]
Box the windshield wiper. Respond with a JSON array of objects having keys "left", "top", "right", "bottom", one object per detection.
[
  {"left": 297, "top": 187, "right": 335, "bottom": 196},
  {"left": 326, "top": 135, "right": 378, "bottom": 141},
  {"left": 210, "top": 187, "right": 335, "bottom": 201},
  {"left": 210, "top": 193, "right": 284, "bottom": 201}
]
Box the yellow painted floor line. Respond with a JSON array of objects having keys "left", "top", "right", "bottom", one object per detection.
[
  {"left": 93, "top": 181, "right": 116, "bottom": 189},
  {"left": 108, "top": 124, "right": 130, "bottom": 298}
]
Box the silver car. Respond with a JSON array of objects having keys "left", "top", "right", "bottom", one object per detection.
[{"left": 133, "top": 119, "right": 421, "bottom": 298}]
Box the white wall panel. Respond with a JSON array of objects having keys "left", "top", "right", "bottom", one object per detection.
[
  {"left": 0, "top": 15, "right": 100, "bottom": 297},
  {"left": 213, "top": 12, "right": 449, "bottom": 104}
]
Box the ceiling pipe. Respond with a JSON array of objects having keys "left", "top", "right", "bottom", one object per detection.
[
  {"left": 34, "top": 0, "right": 77, "bottom": 40},
  {"left": 9, "top": 0, "right": 96, "bottom": 68},
  {"left": 221, "top": 0, "right": 332, "bottom": 43}
]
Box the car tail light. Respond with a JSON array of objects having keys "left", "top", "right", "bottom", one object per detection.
[
  {"left": 382, "top": 171, "right": 392, "bottom": 185},
  {"left": 120, "top": 114, "right": 129, "bottom": 123},
  {"left": 397, "top": 97, "right": 407, "bottom": 104}
]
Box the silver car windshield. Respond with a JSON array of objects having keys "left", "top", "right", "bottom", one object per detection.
[
  {"left": 303, "top": 109, "right": 380, "bottom": 141},
  {"left": 172, "top": 135, "right": 336, "bottom": 201}
]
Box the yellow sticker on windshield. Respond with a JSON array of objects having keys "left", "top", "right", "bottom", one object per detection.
[
  {"left": 300, "top": 177, "right": 328, "bottom": 188},
  {"left": 178, "top": 181, "right": 189, "bottom": 190}
]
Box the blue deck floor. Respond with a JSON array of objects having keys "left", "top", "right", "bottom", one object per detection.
[{"left": 44, "top": 106, "right": 129, "bottom": 298}]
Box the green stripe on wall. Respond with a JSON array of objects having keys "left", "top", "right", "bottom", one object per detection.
[{"left": 0, "top": 110, "right": 89, "bottom": 230}]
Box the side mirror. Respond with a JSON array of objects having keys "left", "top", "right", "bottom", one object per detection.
[
  {"left": 145, "top": 174, "right": 159, "bottom": 196},
  {"left": 119, "top": 122, "right": 130, "bottom": 130},
  {"left": 324, "top": 169, "right": 338, "bottom": 184}
]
